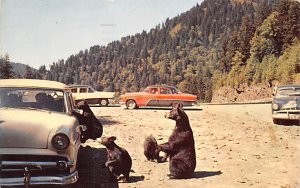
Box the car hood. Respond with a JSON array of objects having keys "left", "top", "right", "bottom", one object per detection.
[{"left": 0, "top": 108, "right": 72, "bottom": 149}]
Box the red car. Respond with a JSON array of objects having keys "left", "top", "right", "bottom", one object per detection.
[{"left": 120, "top": 85, "right": 197, "bottom": 109}]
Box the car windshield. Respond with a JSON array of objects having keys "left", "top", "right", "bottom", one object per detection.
[
  {"left": 276, "top": 87, "right": 300, "bottom": 97},
  {"left": 0, "top": 88, "right": 66, "bottom": 113}
]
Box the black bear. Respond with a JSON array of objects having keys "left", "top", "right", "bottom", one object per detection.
[
  {"left": 144, "top": 134, "right": 160, "bottom": 162},
  {"left": 77, "top": 100, "right": 103, "bottom": 143},
  {"left": 156, "top": 103, "right": 196, "bottom": 179},
  {"left": 100, "top": 136, "right": 132, "bottom": 182}
]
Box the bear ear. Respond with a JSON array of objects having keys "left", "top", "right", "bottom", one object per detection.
[
  {"left": 109, "top": 136, "right": 117, "bottom": 142},
  {"left": 177, "top": 103, "right": 183, "bottom": 109},
  {"left": 172, "top": 103, "right": 177, "bottom": 109}
]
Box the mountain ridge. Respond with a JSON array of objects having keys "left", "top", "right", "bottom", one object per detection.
[{"left": 14, "top": 0, "right": 300, "bottom": 102}]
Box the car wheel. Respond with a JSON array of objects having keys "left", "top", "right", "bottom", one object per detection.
[
  {"left": 126, "top": 100, "right": 138, "bottom": 109},
  {"left": 99, "top": 99, "right": 109, "bottom": 107}
]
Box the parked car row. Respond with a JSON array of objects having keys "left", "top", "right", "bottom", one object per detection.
[{"left": 0, "top": 79, "right": 198, "bottom": 187}]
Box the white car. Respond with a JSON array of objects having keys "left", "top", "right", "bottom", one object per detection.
[
  {"left": 70, "top": 85, "right": 115, "bottom": 106},
  {"left": 0, "top": 79, "right": 82, "bottom": 187}
]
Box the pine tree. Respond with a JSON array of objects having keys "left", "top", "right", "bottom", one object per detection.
[
  {"left": 23, "top": 65, "right": 33, "bottom": 79},
  {"left": 0, "top": 54, "right": 14, "bottom": 79}
]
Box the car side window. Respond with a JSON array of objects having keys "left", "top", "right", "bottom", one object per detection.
[
  {"left": 170, "top": 88, "right": 177, "bottom": 94},
  {"left": 160, "top": 88, "right": 171, "bottom": 94},
  {"left": 79, "top": 88, "right": 87, "bottom": 93},
  {"left": 149, "top": 88, "right": 158, "bottom": 94},
  {"left": 71, "top": 88, "right": 77, "bottom": 93}
]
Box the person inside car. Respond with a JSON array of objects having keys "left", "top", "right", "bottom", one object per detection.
[{"left": 35, "top": 92, "right": 54, "bottom": 110}]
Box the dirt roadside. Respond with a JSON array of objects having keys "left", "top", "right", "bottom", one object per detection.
[{"left": 79, "top": 104, "right": 300, "bottom": 188}]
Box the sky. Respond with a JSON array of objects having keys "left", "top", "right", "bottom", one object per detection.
[{"left": 0, "top": 0, "right": 203, "bottom": 69}]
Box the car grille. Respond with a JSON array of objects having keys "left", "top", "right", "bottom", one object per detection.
[
  {"left": 277, "top": 109, "right": 300, "bottom": 114},
  {"left": 0, "top": 155, "right": 70, "bottom": 178},
  {"left": 281, "top": 106, "right": 300, "bottom": 110}
]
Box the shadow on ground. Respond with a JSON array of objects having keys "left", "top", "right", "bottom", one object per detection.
[
  {"left": 75, "top": 146, "right": 119, "bottom": 188},
  {"left": 127, "top": 175, "right": 145, "bottom": 183},
  {"left": 192, "top": 170, "right": 222, "bottom": 179},
  {"left": 275, "top": 120, "right": 300, "bottom": 126},
  {"left": 89, "top": 105, "right": 120, "bottom": 108},
  {"left": 96, "top": 116, "right": 121, "bottom": 126}
]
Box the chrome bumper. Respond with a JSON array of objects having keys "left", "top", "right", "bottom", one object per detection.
[
  {"left": 0, "top": 171, "right": 78, "bottom": 186},
  {"left": 272, "top": 110, "right": 300, "bottom": 120},
  {"left": 1, "top": 160, "right": 74, "bottom": 167},
  {"left": 0, "top": 160, "right": 78, "bottom": 186}
]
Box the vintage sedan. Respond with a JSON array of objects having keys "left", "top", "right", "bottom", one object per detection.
[
  {"left": 120, "top": 85, "right": 197, "bottom": 109},
  {"left": 0, "top": 79, "right": 82, "bottom": 187},
  {"left": 70, "top": 85, "right": 115, "bottom": 106},
  {"left": 272, "top": 85, "right": 300, "bottom": 124}
]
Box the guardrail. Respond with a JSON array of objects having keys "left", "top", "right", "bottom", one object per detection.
[{"left": 201, "top": 98, "right": 273, "bottom": 105}]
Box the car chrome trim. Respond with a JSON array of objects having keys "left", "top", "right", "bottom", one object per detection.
[
  {"left": 1, "top": 160, "right": 74, "bottom": 168},
  {"left": 145, "top": 99, "right": 194, "bottom": 107},
  {"left": 0, "top": 170, "right": 78, "bottom": 186},
  {"left": 272, "top": 110, "right": 300, "bottom": 120}
]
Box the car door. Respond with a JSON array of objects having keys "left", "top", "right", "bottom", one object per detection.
[
  {"left": 158, "top": 87, "right": 173, "bottom": 106},
  {"left": 144, "top": 87, "right": 159, "bottom": 106}
]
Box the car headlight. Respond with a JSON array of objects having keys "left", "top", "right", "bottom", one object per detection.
[
  {"left": 52, "top": 133, "right": 70, "bottom": 150},
  {"left": 272, "top": 103, "right": 279, "bottom": 110}
]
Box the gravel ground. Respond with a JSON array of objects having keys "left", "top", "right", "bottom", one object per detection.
[{"left": 77, "top": 104, "right": 300, "bottom": 188}]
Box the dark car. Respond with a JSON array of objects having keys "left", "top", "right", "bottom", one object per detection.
[{"left": 272, "top": 85, "right": 300, "bottom": 124}]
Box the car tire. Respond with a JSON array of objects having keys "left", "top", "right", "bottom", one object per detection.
[
  {"left": 126, "top": 100, "right": 138, "bottom": 109},
  {"left": 99, "top": 99, "right": 109, "bottom": 107}
]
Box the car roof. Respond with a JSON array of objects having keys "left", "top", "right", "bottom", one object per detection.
[
  {"left": 69, "top": 85, "right": 90, "bottom": 88},
  {"left": 0, "top": 79, "right": 69, "bottom": 90},
  {"left": 147, "top": 85, "right": 176, "bottom": 89},
  {"left": 277, "top": 85, "right": 300, "bottom": 89}
]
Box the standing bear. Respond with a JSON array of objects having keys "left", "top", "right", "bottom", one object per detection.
[
  {"left": 77, "top": 100, "right": 103, "bottom": 143},
  {"left": 156, "top": 103, "right": 196, "bottom": 179}
]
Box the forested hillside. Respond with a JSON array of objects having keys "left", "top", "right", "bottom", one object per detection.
[{"left": 31, "top": 0, "right": 299, "bottom": 102}]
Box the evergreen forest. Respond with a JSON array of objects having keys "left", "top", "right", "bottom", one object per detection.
[{"left": 1, "top": 0, "right": 299, "bottom": 102}]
